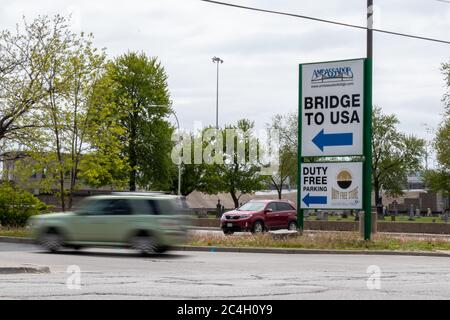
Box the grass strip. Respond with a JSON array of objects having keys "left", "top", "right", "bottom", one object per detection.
[{"left": 187, "top": 232, "right": 450, "bottom": 252}]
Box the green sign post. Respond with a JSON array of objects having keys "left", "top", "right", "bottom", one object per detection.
[
  {"left": 363, "top": 58, "right": 373, "bottom": 241},
  {"left": 297, "top": 58, "right": 373, "bottom": 240}
]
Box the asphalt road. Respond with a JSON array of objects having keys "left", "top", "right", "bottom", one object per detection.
[{"left": 1, "top": 242, "right": 450, "bottom": 300}]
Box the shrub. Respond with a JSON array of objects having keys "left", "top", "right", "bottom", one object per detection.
[{"left": 0, "top": 183, "right": 48, "bottom": 228}]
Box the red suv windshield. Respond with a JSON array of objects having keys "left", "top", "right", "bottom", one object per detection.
[{"left": 237, "top": 202, "right": 266, "bottom": 211}]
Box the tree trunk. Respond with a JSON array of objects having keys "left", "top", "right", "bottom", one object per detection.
[
  {"left": 69, "top": 87, "right": 79, "bottom": 210},
  {"left": 52, "top": 104, "right": 65, "bottom": 211},
  {"left": 277, "top": 177, "right": 287, "bottom": 200},
  {"left": 68, "top": 157, "right": 79, "bottom": 209},
  {"left": 55, "top": 134, "right": 65, "bottom": 211},
  {"left": 68, "top": 167, "right": 77, "bottom": 210},
  {"left": 374, "top": 179, "right": 382, "bottom": 216},
  {"left": 129, "top": 113, "right": 138, "bottom": 192},
  {"left": 68, "top": 185, "right": 74, "bottom": 209},
  {"left": 59, "top": 174, "right": 65, "bottom": 212},
  {"left": 68, "top": 154, "right": 76, "bottom": 210},
  {"left": 230, "top": 190, "right": 239, "bottom": 209},
  {"left": 270, "top": 177, "right": 283, "bottom": 200},
  {"left": 56, "top": 145, "right": 65, "bottom": 212}
]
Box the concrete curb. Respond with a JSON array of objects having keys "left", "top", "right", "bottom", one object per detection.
[
  {"left": 0, "top": 265, "right": 50, "bottom": 274},
  {"left": 188, "top": 227, "right": 220, "bottom": 231},
  {"left": 1, "top": 236, "right": 449, "bottom": 258},
  {"left": 0, "top": 236, "right": 34, "bottom": 244},
  {"left": 173, "top": 246, "right": 450, "bottom": 258},
  {"left": 191, "top": 227, "right": 450, "bottom": 238}
]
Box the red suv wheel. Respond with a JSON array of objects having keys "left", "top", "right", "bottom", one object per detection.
[
  {"left": 288, "top": 221, "right": 297, "bottom": 231},
  {"left": 252, "top": 220, "right": 265, "bottom": 233}
]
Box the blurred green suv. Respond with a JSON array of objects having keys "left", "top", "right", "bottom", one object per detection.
[{"left": 28, "top": 193, "right": 191, "bottom": 254}]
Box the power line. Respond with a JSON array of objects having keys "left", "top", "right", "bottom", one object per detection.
[
  {"left": 434, "top": 0, "right": 450, "bottom": 4},
  {"left": 200, "top": 0, "right": 450, "bottom": 45}
]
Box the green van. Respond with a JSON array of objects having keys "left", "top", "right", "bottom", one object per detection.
[{"left": 28, "top": 193, "right": 190, "bottom": 254}]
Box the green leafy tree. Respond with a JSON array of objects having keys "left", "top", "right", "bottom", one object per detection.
[
  {"left": 78, "top": 74, "right": 130, "bottom": 190},
  {"left": 423, "top": 61, "right": 450, "bottom": 199},
  {"left": 178, "top": 164, "right": 204, "bottom": 196},
  {"left": 435, "top": 113, "right": 450, "bottom": 171},
  {"left": 170, "top": 131, "right": 207, "bottom": 196},
  {"left": 39, "top": 31, "right": 111, "bottom": 210},
  {"left": 103, "top": 52, "right": 173, "bottom": 191},
  {"left": 0, "top": 182, "right": 48, "bottom": 227},
  {"left": 199, "top": 119, "right": 268, "bottom": 208},
  {"left": 23, "top": 30, "right": 114, "bottom": 210},
  {"left": 0, "top": 15, "right": 70, "bottom": 148},
  {"left": 63, "top": 35, "right": 110, "bottom": 208},
  {"left": 423, "top": 167, "right": 450, "bottom": 199},
  {"left": 267, "top": 113, "right": 298, "bottom": 199},
  {"left": 443, "top": 60, "right": 450, "bottom": 111},
  {"left": 10, "top": 17, "right": 128, "bottom": 210},
  {"left": 425, "top": 113, "right": 450, "bottom": 199},
  {"left": 5, "top": 15, "right": 93, "bottom": 210},
  {"left": 372, "top": 106, "right": 426, "bottom": 214}
]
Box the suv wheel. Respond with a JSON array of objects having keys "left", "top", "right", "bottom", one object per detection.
[
  {"left": 154, "top": 245, "right": 168, "bottom": 254},
  {"left": 252, "top": 221, "right": 265, "bottom": 234},
  {"left": 130, "top": 234, "right": 159, "bottom": 255},
  {"left": 39, "top": 229, "right": 64, "bottom": 253},
  {"left": 288, "top": 221, "right": 298, "bottom": 231},
  {"left": 223, "top": 229, "right": 234, "bottom": 235}
]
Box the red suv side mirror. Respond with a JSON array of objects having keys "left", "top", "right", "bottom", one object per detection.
[{"left": 265, "top": 208, "right": 273, "bottom": 213}]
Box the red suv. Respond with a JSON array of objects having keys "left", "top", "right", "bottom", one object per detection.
[{"left": 220, "top": 200, "right": 297, "bottom": 235}]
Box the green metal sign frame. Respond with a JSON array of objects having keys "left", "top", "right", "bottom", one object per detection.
[{"left": 297, "top": 58, "right": 373, "bottom": 240}]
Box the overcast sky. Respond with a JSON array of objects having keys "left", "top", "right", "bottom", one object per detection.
[{"left": 1, "top": 0, "right": 449, "bottom": 163}]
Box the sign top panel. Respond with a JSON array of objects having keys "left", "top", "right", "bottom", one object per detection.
[{"left": 300, "top": 59, "right": 365, "bottom": 157}]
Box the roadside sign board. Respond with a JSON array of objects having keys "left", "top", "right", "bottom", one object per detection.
[
  {"left": 301, "top": 59, "right": 364, "bottom": 157},
  {"left": 300, "top": 162, "right": 363, "bottom": 210}
]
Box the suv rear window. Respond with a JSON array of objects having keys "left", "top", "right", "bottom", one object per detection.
[
  {"left": 154, "top": 199, "right": 179, "bottom": 215},
  {"left": 130, "top": 199, "right": 157, "bottom": 215},
  {"left": 130, "top": 198, "right": 179, "bottom": 215},
  {"left": 277, "top": 202, "right": 294, "bottom": 211}
]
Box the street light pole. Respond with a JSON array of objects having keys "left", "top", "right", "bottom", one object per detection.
[
  {"left": 212, "top": 57, "right": 223, "bottom": 129},
  {"left": 150, "top": 104, "right": 182, "bottom": 196},
  {"left": 421, "top": 123, "right": 434, "bottom": 170},
  {"left": 171, "top": 111, "right": 182, "bottom": 197}
]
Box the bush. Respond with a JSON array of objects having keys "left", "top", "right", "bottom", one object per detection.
[{"left": 0, "top": 183, "right": 48, "bottom": 228}]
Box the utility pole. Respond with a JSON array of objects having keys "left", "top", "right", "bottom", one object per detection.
[
  {"left": 212, "top": 57, "right": 223, "bottom": 129},
  {"left": 367, "top": 0, "right": 373, "bottom": 59},
  {"left": 363, "top": 0, "right": 374, "bottom": 240}
]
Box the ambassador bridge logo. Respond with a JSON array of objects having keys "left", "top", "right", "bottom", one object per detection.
[{"left": 312, "top": 66, "right": 354, "bottom": 84}]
